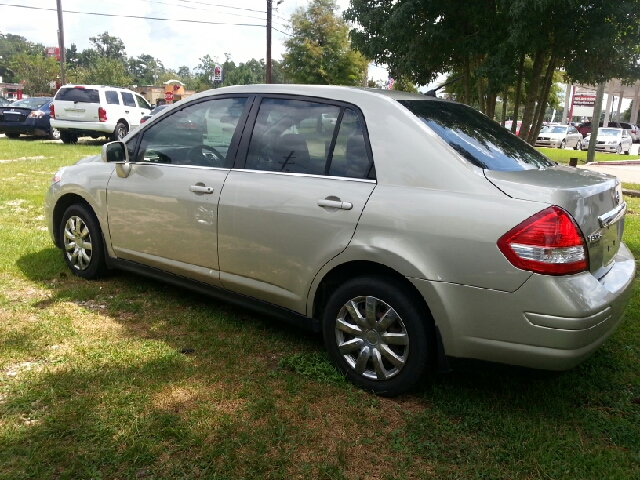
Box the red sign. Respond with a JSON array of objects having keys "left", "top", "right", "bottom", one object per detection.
[
  {"left": 45, "top": 46, "right": 60, "bottom": 61},
  {"left": 165, "top": 91, "right": 174, "bottom": 102}
]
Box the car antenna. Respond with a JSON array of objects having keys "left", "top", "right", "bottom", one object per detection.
[{"left": 424, "top": 75, "right": 463, "bottom": 97}]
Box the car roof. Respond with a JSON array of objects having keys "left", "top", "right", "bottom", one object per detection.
[{"left": 185, "top": 84, "right": 445, "bottom": 105}]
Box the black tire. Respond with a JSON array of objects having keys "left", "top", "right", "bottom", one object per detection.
[
  {"left": 60, "top": 204, "right": 107, "bottom": 279},
  {"left": 322, "top": 276, "right": 433, "bottom": 397},
  {"left": 616, "top": 144, "right": 622, "bottom": 155},
  {"left": 49, "top": 127, "right": 60, "bottom": 141},
  {"left": 559, "top": 139, "right": 566, "bottom": 149},
  {"left": 5, "top": 133, "right": 20, "bottom": 139},
  {"left": 111, "top": 121, "right": 128, "bottom": 141},
  {"left": 573, "top": 139, "right": 580, "bottom": 150},
  {"left": 60, "top": 131, "right": 78, "bottom": 144}
]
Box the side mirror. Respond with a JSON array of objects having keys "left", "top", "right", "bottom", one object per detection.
[{"left": 101, "top": 141, "right": 129, "bottom": 163}]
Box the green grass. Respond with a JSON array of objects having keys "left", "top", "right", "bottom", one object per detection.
[
  {"left": 1, "top": 136, "right": 639, "bottom": 479},
  {"left": 536, "top": 146, "right": 640, "bottom": 164}
]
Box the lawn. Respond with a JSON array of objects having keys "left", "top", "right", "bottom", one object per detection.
[
  {"left": 536, "top": 146, "right": 640, "bottom": 165},
  {"left": 0, "top": 137, "right": 639, "bottom": 479}
]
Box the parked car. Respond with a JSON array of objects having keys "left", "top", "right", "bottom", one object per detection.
[
  {"left": 535, "top": 124, "right": 582, "bottom": 149},
  {"left": 504, "top": 120, "right": 522, "bottom": 136},
  {"left": 139, "top": 104, "right": 169, "bottom": 125},
  {"left": 580, "top": 128, "right": 633, "bottom": 154},
  {"left": 0, "top": 97, "right": 59, "bottom": 140},
  {"left": 0, "top": 96, "right": 11, "bottom": 106},
  {"left": 45, "top": 85, "right": 635, "bottom": 396},
  {"left": 50, "top": 84, "right": 152, "bottom": 144},
  {"left": 618, "top": 122, "right": 639, "bottom": 143}
]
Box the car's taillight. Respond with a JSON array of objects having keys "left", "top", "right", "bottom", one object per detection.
[
  {"left": 50, "top": 104, "right": 55, "bottom": 119},
  {"left": 497, "top": 206, "right": 588, "bottom": 275},
  {"left": 98, "top": 107, "right": 107, "bottom": 122},
  {"left": 28, "top": 110, "right": 45, "bottom": 118},
  {"left": 140, "top": 117, "right": 146, "bottom": 124}
]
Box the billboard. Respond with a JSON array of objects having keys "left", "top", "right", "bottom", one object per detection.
[{"left": 572, "top": 88, "right": 596, "bottom": 118}]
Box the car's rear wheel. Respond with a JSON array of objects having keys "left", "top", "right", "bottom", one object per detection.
[
  {"left": 322, "top": 276, "right": 432, "bottom": 396},
  {"left": 60, "top": 131, "right": 78, "bottom": 144},
  {"left": 111, "top": 122, "right": 128, "bottom": 141},
  {"left": 5, "top": 133, "right": 19, "bottom": 139},
  {"left": 49, "top": 128, "right": 60, "bottom": 141},
  {"left": 616, "top": 144, "right": 622, "bottom": 155},
  {"left": 60, "top": 204, "right": 107, "bottom": 279}
]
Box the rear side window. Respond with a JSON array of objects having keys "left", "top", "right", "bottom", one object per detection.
[
  {"left": 56, "top": 87, "right": 100, "bottom": 103},
  {"left": 399, "top": 100, "right": 553, "bottom": 171},
  {"left": 121, "top": 92, "right": 136, "bottom": 107},
  {"left": 135, "top": 95, "right": 151, "bottom": 109},
  {"left": 105, "top": 91, "right": 120, "bottom": 105}
]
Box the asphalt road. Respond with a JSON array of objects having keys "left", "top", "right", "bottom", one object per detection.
[{"left": 578, "top": 143, "right": 640, "bottom": 184}]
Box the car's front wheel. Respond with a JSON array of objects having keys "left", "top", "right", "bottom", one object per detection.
[
  {"left": 616, "top": 144, "right": 622, "bottom": 155},
  {"left": 5, "top": 133, "right": 20, "bottom": 139},
  {"left": 559, "top": 139, "right": 566, "bottom": 149},
  {"left": 60, "top": 204, "right": 107, "bottom": 279},
  {"left": 322, "top": 276, "right": 432, "bottom": 396}
]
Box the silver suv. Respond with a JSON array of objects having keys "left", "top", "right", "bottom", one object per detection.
[
  {"left": 45, "top": 85, "right": 635, "bottom": 396},
  {"left": 50, "top": 85, "right": 151, "bottom": 144}
]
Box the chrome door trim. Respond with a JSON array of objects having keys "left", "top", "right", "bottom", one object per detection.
[
  {"left": 234, "top": 168, "right": 377, "bottom": 183},
  {"left": 598, "top": 201, "right": 627, "bottom": 228}
]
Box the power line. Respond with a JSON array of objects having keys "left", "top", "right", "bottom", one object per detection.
[{"left": 0, "top": 3, "right": 291, "bottom": 34}]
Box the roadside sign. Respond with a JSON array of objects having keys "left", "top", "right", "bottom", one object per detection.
[
  {"left": 213, "top": 65, "right": 222, "bottom": 82},
  {"left": 165, "top": 91, "right": 174, "bottom": 102}
]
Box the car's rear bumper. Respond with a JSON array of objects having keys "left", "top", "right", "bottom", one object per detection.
[
  {"left": 410, "top": 242, "right": 635, "bottom": 370},
  {"left": 0, "top": 118, "right": 50, "bottom": 136},
  {"left": 50, "top": 119, "right": 115, "bottom": 134}
]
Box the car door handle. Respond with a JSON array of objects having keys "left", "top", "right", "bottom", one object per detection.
[
  {"left": 124, "top": 110, "right": 129, "bottom": 114},
  {"left": 317, "top": 199, "right": 353, "bottom": 210},
  {"left": 189, "top": 185, "right": 214, "bottom": 194}
]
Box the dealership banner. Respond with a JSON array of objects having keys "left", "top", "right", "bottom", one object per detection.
[{"left": 572, "top": 88, "right": 597, "bottom": 117}]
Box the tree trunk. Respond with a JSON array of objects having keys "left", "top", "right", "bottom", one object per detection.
[
  {"left": 463, "top": 55, "right": 471, "bottom": 105},
  {"left": 501, "top": 84, "right": 508, "bottom": 126},
  {"left": 511, "top": 52, "right": 525, "bottom": 134},
  {"left": 486, "top": 93, "right": 497, "bottom": 120},
  {"left": 587, "top": 83, "right": 606, "bottom": 163},
  {"left": 519, "top": 48, "right": 545, "bottom": 141},
  {"left": 529, "top": 51, "right": 556, "bottom": 145}
]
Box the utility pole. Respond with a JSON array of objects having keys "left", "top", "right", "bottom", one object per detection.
[
  {"left": 56, "top": 0, "right": 66, "bottom": 85},
  {"left": 266, "top": 0, "right": 272, "bottom": 84}
]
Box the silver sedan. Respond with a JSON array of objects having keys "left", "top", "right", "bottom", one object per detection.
[{"left": 45, "top": 86, "right": 635, "bottom": 396}]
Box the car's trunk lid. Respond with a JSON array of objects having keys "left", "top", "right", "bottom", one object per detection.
[
  {"left": 0, "top": 106, "right": 33, "bottom": 123},
  {"left": 485, "top": 165, "right": 625, "bottom": 278},
  {"left": 54, "top": 87, "right": 101, "bottom": 122}
]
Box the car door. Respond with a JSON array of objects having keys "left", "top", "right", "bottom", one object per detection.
[
  {"left": 106, "top": 96, "right": 251, "bottom": 285},
  {"left": 568, "top": 126, "right": 581, "bottom": 147},
  {"left": 121, "top": 91, "right": 143, "bottom": 129},
  {"left": 217, "top": 96, "right": 376, "bottom": 313}
]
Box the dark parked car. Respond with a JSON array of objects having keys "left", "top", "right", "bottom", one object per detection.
[
  {"left": 0, "top": 97, "right": 59, "bottom": 140},
  {"left": 139, "top": 104, "right": 169, "bottom": 125},
  {"left": 0, "top": 96, "right": 11, "bottom": 107}
]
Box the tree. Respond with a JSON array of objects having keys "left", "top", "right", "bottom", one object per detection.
[
  {"left": 89, "top": 32, "right": 127, "bottom": 61},
  {"left": 9, "top": 54, "right": 58, "bottom": 95},
  {"left": 346, "top": 0, "right": 640, "bottom": 144},
  {"left": 84, "top": 57, "right": 131, "bottom": 87},
  {"left": 0, "top": 32, "right": 45, "bottom": 83},
  {"left": 283, "top": 0, "right": 367, "bottom": 85}
]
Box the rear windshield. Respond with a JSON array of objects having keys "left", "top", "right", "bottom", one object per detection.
[
  {"left": 399, "top": 100, "right": 554, "bottom": 171},
  {"left": 56, "top": 87, "right": 100, "bottom": 104}
]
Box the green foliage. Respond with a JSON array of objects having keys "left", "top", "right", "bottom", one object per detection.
[
  {"left": 0, "top": 32, "right": 46, "bottom": 83},
  {"left": 8, "top": 54, "right": 58, "bottom": 95},
  {"left": 283, "top": 0, "right": 367, "bottom": 85},
  {"left": 84, "top": 57, "right": 131, "bottom": 87},
  {"left": 89, "top": 32, "right": 127, "bottom": 61},
  {"left": 392, "top": 76, "right": 418, "bottom": 93}
]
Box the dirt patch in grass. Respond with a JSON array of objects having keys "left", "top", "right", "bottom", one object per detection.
[{"left": 0, "top": 156, "right": 47, "bottom": 163}]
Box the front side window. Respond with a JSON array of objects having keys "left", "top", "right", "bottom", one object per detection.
[
  {"left": 136, "top": 97, "right": 248, "bottom": 168},
  {"left": 136, "top": 95, "right": 151, "bottom": 110},
  {"left": 245, "top": 98, "right": 340, "bottom": 175},
  {"left": 400, "top": 100, "right": 554, "bottom": 171},
  {"left": 105, "top": 91, "right": 120, "bottom": 105}
]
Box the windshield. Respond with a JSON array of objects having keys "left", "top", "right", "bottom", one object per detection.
[
  {"left": 399, "top": 100, "right": 553, "bottom": 171},
  {"left": 541, "top": 126, "right": 567, "bottom": 134},
  {"left": 9, "top": 98, "right": 49, "bottom": 109},
  {"left": 599, "top": 129, "right": 621, "bottom": 137}
]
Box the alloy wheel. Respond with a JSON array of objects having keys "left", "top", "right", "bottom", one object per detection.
[
  {"left": 63, "top": 215, "right": 93, "bottom": 270},
  {"left": 334, "top": 295, "right": 409, "bottom": 380}
]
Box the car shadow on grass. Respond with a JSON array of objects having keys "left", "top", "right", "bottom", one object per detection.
[{"left": 9, "top": 247, "right": 640, "bottom": 478}]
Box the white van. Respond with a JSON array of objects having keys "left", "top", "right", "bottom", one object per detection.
[{"left": 50, "top": 85, "right": 151, "bottom": 144}]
